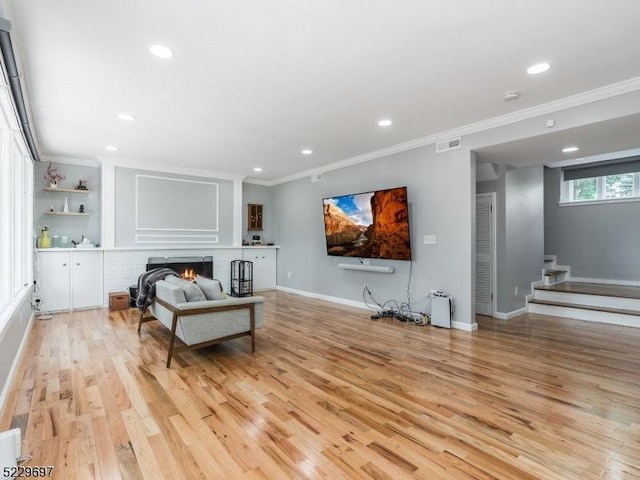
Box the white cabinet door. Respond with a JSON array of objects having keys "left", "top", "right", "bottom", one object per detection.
[
  {"left": 38, "top": 251, "right": 71, "bottom": 311},
  {"left": 71, "top": 251, "right": 104, "bottom": 309},
  {"left": 244, "top": 248, "right": 276, "bottom": 290}
]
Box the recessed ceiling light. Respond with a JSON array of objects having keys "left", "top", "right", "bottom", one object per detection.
[
  {"left": 118, "top": 113, "right": 136, "bottom": 121},
  {"left": 562, "top": 146, "right": 579, "bottom": 153},
  {"left": 149, "top": 44, "right": 173, "bottom": 59},
  {"left": 253, "top": 167, "right": 262, "bottom": 172},
  {"left": 301, "top": 149, "right": 313, "bottom": 155},
  {"left": 378, "top": 119, "right": 392, "bottom": 127},
  {"left": 527, "top": 62, "right": 550, "bottom": 75},
  {"left": 105, "top": 145, "right": 118, "bottom": 151}
]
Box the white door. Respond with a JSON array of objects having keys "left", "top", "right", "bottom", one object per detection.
[
  {"left": 475, "top": 193, "right": 494, "bottom": 316},
  {"left": 38, "top": 251, "right": 71, "bottom": 311},
  {"left": 71, "top": 251, "right": 104, "bottom": 309}
]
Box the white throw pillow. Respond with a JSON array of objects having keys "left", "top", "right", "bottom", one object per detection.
[
  {"left": 164, "top": 275, "right": 206, "bottom": 302},
  {"left": 196, "top": 274, "right": 226, "bottom": 300}
]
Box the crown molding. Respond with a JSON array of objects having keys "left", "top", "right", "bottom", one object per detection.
[
  {"left": 98, "top": 156, "right": 246, "bottom": 182},
  {"left": 243, "top": 177, "right": 275, "bottom": 186},
  {"left": 268, "top": 76, "right": 640, "bottom": 186},
  {"left": 41, "top": 154, "right": 101, "bottom": 167}
]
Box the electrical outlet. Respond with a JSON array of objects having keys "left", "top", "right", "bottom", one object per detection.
[
  {"left": 31, "top": 297, "right": 41, "bottom": 310},
  {"left": 287, "top": 271, "right": 292, "bottom": 278},
  {"left": 514, "top": 286, "right": 518, "bottom": 296},
  {"left": 424, "top": 235, "right": 436, "bottom": 245}
]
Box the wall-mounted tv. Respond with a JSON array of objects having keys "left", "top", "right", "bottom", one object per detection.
[{"left": 322, "top": 186, "right": 411, "bottom": 261}]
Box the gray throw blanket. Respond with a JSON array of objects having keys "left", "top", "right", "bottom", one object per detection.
[{"left": 136, "top": 267, "right": 179, "bottom": 311}]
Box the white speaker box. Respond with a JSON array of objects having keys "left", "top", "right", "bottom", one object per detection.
[{"left": 431, "top": 295, "right": 451, "bottom": 328}]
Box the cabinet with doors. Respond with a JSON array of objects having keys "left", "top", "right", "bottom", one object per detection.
[
  {"left": 37, "top": 249, "right": 104, "bottom": 311},
  {"left": 242, "top": 247, "right": 276, "bottom": 290}
]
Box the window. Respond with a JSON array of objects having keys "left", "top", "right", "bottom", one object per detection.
[
  {"left": 0, "top": 86, "right": 34, "bottom": 321},
  {"left": 561, "top": 158, "right": 640, "bottom": 204},
  {"left": 569, "top": 177, "right": 597, "bottom": 201},
  {"left": 605, "top": 173, "right": 634, "bottom": 199}
]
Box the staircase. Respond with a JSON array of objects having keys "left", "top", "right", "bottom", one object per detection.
[
  {"left": 528, "top": 256, "right": 640, "bottom": 327},
  {"left": 542, "top": 255, "right": 569, "bottom": 285}
]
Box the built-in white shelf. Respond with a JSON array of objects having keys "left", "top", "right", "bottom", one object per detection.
[
  {"left": 44, "top": 187, "right": 90, "bottom": 194},
  {"left": 338, "top": 263, "right": 394, "bottom": 273},
  {"left": 45, "top": 212, "right": 90, "bottom": 216}
]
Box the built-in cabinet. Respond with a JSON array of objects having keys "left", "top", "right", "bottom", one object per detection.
[
  {"left": 37, "top": 249, "right": 104, "bottom": 311},
  {"left": 243, "top": 248, "right": 276, "bottom": 290}
]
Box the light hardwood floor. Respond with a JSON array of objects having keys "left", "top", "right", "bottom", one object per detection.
[{"left": 2, "top": 291, "right": 640, "bottom": 479}]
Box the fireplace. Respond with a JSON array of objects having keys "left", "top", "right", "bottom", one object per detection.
[{"left": 146, "top": 256, "right": 214, "bottom": 281}]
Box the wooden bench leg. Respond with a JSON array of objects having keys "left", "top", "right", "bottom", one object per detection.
[
  {"left": 137, "top": 307, "right": 146, "bottom": 332},
  {"left": 250, "top": 304, "right": 255, "bottom": 353},
  {"left": 166, "top": 312, "right": 179, "bottom": 368}
]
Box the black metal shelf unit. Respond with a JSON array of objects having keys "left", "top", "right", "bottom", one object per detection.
[{"left": 230, "top": 260, "right": 253, "bottom": 297}]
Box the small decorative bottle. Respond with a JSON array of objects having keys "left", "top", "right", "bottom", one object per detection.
[
  {"left": 40, "top": 229, "right": 51, "bottom": 248},
  {"left": 63, "top": 197, "right": 69, "bottom": 213}
]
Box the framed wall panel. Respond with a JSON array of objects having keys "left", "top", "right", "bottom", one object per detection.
[{"left": 135, "top": 175, "right": 219, "bottom": 243}]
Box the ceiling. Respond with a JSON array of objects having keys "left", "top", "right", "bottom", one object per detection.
[
  {"left": 476, "top": 113, "right": 640, "bottom": 168},
  {"left": 4, "top": 0, "right": 640, "bottom": 182}
]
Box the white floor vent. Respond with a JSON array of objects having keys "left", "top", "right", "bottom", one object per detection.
[{"left": 436, "top": 137, "right": 462, "bottom": 153}]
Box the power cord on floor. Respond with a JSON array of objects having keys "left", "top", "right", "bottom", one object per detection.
[{"left": 363, "top": 284, "right": 430, "bottom": 325}]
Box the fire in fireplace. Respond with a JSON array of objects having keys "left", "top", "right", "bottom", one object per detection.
[
  {"left": 182, "top": 269, "right": 196, "bottom": 281},
  {"left": 146, "top": 256, "right": 214, "bottom": 280}
]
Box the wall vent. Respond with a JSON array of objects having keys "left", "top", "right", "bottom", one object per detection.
[
  {"left": 311, "top": 173, "right": 324, "bottom": 182},
  {"left": 436, "top": 137, "right": 462, "bottom": 153}
]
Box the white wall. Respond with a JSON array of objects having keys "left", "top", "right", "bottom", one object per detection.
[{"left": 0, "top": 293, "right": 32, "bottom": 416}]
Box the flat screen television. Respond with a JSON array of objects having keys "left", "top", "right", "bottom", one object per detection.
[{"left": 322, "top": 186, "right": 411, "bottom": 260}]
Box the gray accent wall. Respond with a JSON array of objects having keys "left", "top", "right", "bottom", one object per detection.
[
  {"left": 544, "top": 167, "right": 640, "bottom": 281},
  {"left": 504, "top": 166, "right": 544, "bottom": 312},
  {"left": 242, "top": 183, "right": 274, "bottom": 244},
  {"left": 272, "top": 145, "right": 474, "bottom": 327},
  {"left": 35, "top": 162, "right": 101, "bottom": 247},
  {"left": 114, "top": 167, "right": 234, "bottom": 247},
  {"left": 477, "top": 164, "right": 544, "bottom": 314}
]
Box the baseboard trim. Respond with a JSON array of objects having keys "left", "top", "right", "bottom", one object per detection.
[
  {"left": 494, "top": 307, "right": 528, "bottom": 320},
  {"left": 569, "top": 276, "right": 640, "bottom": 287},
  {"left": 0, "top": 311, "right": 35, "bottom": 418},
  {"left": 528, "top": 302, "right": 640, "bottom": 328},
  {"left": 275, "top": 286, "right": 371, "bottom": 310},
  {"left": 452, "top": 320, "right": 478, "bottom": 331},
  {"left": 276, "top": 286, "right": 477, "bottom": 331}
]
